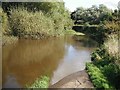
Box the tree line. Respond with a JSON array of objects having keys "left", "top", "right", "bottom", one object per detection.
[{"left": 71, "top": 4, "right": 120, "bottom": 25}]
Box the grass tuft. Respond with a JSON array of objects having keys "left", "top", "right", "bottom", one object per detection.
[
  {"left": 65, "top": 29, "right": 85, "bottom": 35},
  {"left": 26, "top": 76, "right": 50, "bottom": 88}
]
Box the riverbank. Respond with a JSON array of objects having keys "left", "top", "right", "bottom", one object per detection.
[
  {"left": 2, "top": 35, "right": 18, "bottom": 46},
  {"left": 86, "top": 34, "right": 119, "bottom": 89},
  {"left": 85, "top": 20, "right": 119, "bottom": 89},
  {"left": 71, "top": 7, "right": 119, "bottom": 88},
  {"left": 49, "top": 70, "right": 94, "bottom": 88},
  {"left": 72, "top": 24, "right": 107, "bottom": 44}
]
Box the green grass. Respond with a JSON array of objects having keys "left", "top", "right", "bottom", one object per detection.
[
  {"left": 0, "top": 7, "right": 11, "bottom": 35},
  {"left": 65, "top": 29, "right": 85, "bottom": 35},
  {"left": 0, "top": 7, "right": 18, "bottom": 46},
  {"left": 86, "top": 63, "right": 113, "bottom": 89},
  {"left": 26, "top": 76, "right": 50, "bottom": 88},
  {"left": 8, "top": 8, "right": 73, "bottom": 39}
]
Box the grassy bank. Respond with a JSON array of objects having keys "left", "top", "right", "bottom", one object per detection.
[
  {"left": 9, "top": 8, "right": 56, "bottom": 38},
  {"left": 86, "top": 33, "right": 119, "bottom": 89},
  {"left": 2, "top": 35, "right": 18, "bottom": 46},
  {"left": 86, "top": 47, "right": 119, "bottom": 89},
  {"left": 65, "top": 29, "right": 85, "bottom": 35},
  {"left": 86, "top": 63, "right": 113, "bottom": 88},
  {"left": 72, "top": 24, "right": 107, "bottom": 44}
]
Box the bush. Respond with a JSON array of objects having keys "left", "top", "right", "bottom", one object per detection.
[
  {"left": 86, "top": 63, "right": 113, "bottom": 89},
  {"left": 2, "top": 35, "right": 18, "bottom": 46},
  {"left": 0, "top": 7, "right": 10, "bottom": 35},
  {"left": 2, "top": 2, "right": 73, "bottom": 39},
  {"left": 104, "top": 34, "right": 118, "bottom": 57},
  {"left": 89, "top": 45, "right": 120, "bottom": 89},
  {"left": 26, "top": 76, "right": 50, "bottom": 88},
  {"left": 9, "top": 8, "right": 56, "bottom": 39},
  {"left": 8, "top": 6, "right": 73, "bottom": 39},
  {"left": 0, "top": 7, "right": 18, "bottom": 45},
  {"left": 104, "top": 21, "right": 119, "bottom": 34},
  {"left": 65, "top": 29, "right": 85, "bottom": 35}
]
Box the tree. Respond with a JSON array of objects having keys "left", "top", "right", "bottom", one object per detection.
[
  {"left": 118, "top": 1, "right": 120, "bottom": 10},
  {"left": 71, "top": 4, "right": 112, "bottom": 25}
]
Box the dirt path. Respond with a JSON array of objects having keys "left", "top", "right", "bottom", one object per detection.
[{"left": 49, "top": 70, "right": 94, "bottom": 88}]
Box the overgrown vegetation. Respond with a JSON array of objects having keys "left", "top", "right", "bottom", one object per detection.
[
  {"left": 26, "top": 76, "right": 50, "bottom": 88},
  {"left": 86, "top": 63, "right": 113, "bottom": 89},
  {"left": 2, "top": 35, "right": 18, "bottom": 46},
  {"left": 86, "top": 16, "right": 119, "bottom": 89},
  {"left": 71, "top": 2, "right": 120, "bottom": 44},
  {"left": 1, "top": 1, "right": 73, "bottom": 45},
  {"left": 71, "top": 4, "right": 119, "bottom": 25},
  {"left": 87, "top": 45, "right": 120, "bottom": 89},
  {"left": 84, "top": 2, "right": 120, "bottom": 89}
]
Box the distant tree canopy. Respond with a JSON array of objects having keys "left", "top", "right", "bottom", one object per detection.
[
  {"left": 2, "top": 1, "right": 65, "bottom": 14},
  {"left": 71, "top": 4, "right": 114, "bottom": 25},
  {"left": 118, "top": 1, "right": 120, "bottom": 10}
]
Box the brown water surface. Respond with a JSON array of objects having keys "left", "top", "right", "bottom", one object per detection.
[{"left": 2, "top": 35, "right": 97, "bottom": 88}]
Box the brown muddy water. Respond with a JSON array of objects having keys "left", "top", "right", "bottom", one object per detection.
[{"left": 2, "top": 35, "right": 97, "bottom": 88}]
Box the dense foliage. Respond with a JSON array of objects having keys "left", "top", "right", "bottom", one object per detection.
[
  {"left": 86, "top": 63, "right": 113, "bottom": 88},
  {"left": 26, "top": 76, "right": 50, "bottom": 88},
  {"left": 71, "top": 4, "right": 120, "bottom": 25},
  {"left": 84, "top": 2, "right": 120, "bottom": 89},
  {"left": 1, "top": 1, "right": 73, "bottom": 45},
  {"left": 89, "top": 46, "right": 120, "bottom": 89},
  {"left": 86, "top": 18, "right": 119, "bottom": 89},
  {"left": 0, "top": 6, "right": 10, "bottom": 34},
  {"left": 9, "top": 8, "right": 56, "bottom": 38}
]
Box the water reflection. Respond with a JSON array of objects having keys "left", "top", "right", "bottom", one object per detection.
[
  {"left": 2, "top": 36, "right": 97, "bottom": 88},
  {"left": 50, "top": 36, "right": 96, "bottom": 84},
  {"left": 3, "top": 37, "right": 65, "bottom": 88},
  {"left": 3, "top": 75, "right": 21, "bottom": 88}
]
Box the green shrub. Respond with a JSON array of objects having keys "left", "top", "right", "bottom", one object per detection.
[
  {"left": 26, "top": 76, "right": 50, "bottom": 88},
  {"left": 104, "top": 34, "right": 118, "bottom": 58},
  {"left": 2, "top": 35, "right": 18, "bottom": 46},
  {"left": 0, "top": 7, "right": 10, "bottom": 35},
  {"left": 90, "top": 46, "right": 120, "bottom": 89},
  {"left": 9, "top": 8, "right": 56, "bottom": 39},
  {"left": 50, "top": 12, "right": 65, "bottom": 36},
  {"left": 86, "top": 63, "right": 113, "bottom": 89},
  {"left": 2, "top": 2, "right": 73, "bottom": 39},
  {"left": 0, "top": 7, "right": 18, "bottom": 45}
]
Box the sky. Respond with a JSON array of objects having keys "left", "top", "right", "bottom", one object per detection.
[{"left": 64, "top": 0, "right": 119, "bottom": 12}]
